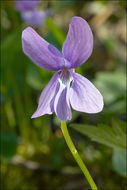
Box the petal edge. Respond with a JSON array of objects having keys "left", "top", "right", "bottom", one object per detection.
[
  {"left": 70, "top": 72, "right": 104, "bottom": 114},
  {"left": 22, "top": 27, "right": 64, "bottom": 71},
  {"left": 62, "top": 16, "right": 93, "bottom": 69}
]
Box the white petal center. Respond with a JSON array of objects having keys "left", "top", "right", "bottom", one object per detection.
[{"left": 58, "top": 69, "right": 73, "bottom": 87}]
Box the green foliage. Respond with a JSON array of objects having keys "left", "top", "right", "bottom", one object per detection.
[
  {"left": 70, "top": 119, "right": 127, "bottom": 177},
  {"left": 70, "top": 119, "right": 126, "bottom": 151},
  {"left": 45, "top": 32, "right": 61, "bottom": 50},
  {"left": 93, "top": 69, "right": 126, "bottom": 112},
  {"left": 26, "top": 62, "right": 44, "bottom": 90},
  {"left": 112, "top": 149, "right": 127, "bottom": 177},
  {"left": 0, "top": 133, "right": 18, "bottom": 160},
  {"left": 46, "top": 18, "right": 66, "bottom": 46},
  {"left": 56, "top": 0, "right": 77, "bottom": 8},
  {"left": 104, "top": 35, "right": 118, "bottom": 53}
]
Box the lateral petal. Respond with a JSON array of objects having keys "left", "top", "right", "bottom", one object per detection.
[
  {"left": 22, "top": 27, "right": 65, "bottom": 71},
  {"left": 70, "top": 72, "right": 104, "bottom": 113},
  {"left": 62, "top": 16, "right": 93, "bottom": 69},
  {"left": 31, "top": 73, "right": 59, "bottom": 118}
]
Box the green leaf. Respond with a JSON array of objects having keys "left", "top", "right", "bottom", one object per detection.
[
  {"left": 1, "top": 29, "right": 22, "bottom": 92},
  {"left": 26, "top": 61, "right": 54, "bottom": 90},
  {"left": 45, "top": 32, "right": 61, "bottom": 51},
  {"left": 26, "top": 62, "right": 43, "bottom": 90},
  {"left": 0, "top": 133, "right": 18, "bottom": 160},
  {"left": 104, "top": 35, "right": 118, "bottom": 53},
  {"left": 56, "top": 0, "right": 77, "bottom": 8},
  {"left": 1, "top": 29, "right": 32, "bottom": 137},
  {"left": 93, "top": 69, "right": 126, "bottom": 105},
  {"left": 70, "top": 119, "right": 126, "bottom": 151},
  {"left": 112, "top": 149, "right": 127, "bottom": 177},
  {"left": 1, "top": 28, "right": 21, "bottom": 53},
  {"left": 46, "top": 17, "right": 66, "bottom": 46}
]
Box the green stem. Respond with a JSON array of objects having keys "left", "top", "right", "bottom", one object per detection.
[{"left": 61, "top": 121, "right": 98, "bottom": 190}]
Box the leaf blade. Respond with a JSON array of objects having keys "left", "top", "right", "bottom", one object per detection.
[{"left": 70, "top": 120, "right": 126, "bottom": 151}]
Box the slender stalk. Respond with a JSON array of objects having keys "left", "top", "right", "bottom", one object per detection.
[{"left": 61, "top": 121, "right": 98, "bottom": 190}]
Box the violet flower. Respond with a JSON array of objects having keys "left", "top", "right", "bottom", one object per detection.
[
  {"left": 15, "top": 0, "right": 39, "bottom": 12},
  {"left": 21, "top": 10, "right": 47, "bottom": 27},
  {"left": 22, "top": 16, "right": 104, "bottom": 121},
  {"left": 15, "top": 0, "right": 52, "bottom": 27}
]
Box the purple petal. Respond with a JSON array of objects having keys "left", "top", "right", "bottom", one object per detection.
[
  {"left": 15, "top": 0, "right": 39, "bottom": 12},
  {"left": 62, "top": 16, "right": 93, "bottom": 69},
  {"left": 54, "top": 83, "right": 72, "bottom": 121},
  {"left": 31, "top": 73, "right": 59, "bottom": 118},
  {"left": 70, "top": 72, "right": 104, "bottom": 113},
  {"left": 21, "top": 10, "right": 46, "bottom": 27},
  {"left": 22, "top": 27, "right": 65, "bottom": 71}
]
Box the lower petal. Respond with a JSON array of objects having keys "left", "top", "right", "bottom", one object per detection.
[
  {"left": 70, "top": 72, "right": 104, "bottom": 113},
  {"left": 31, "top": 73, "right": 59, "bottom": 118},
  {"left": 54, "top": 84, "right": 72, "bottom": 122}
]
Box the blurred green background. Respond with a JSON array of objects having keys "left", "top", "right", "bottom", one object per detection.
[{"left": 0, "top": 0, "right": 126, "bottom": 190}]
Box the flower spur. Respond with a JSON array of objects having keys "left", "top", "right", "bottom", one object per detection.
[{"left": 22, "top": 16, "right": 104, "bottom": 121}]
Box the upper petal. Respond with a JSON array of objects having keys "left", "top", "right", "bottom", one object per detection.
[
  {"left": 62, "top": 16, "right": 93, "bottom": 69},
  {"left": 70, "top": 72, "right": 104, "bottom": 113},
  {"left": 22, "top": 27, "right": 65, "bottom": 71},
  {"left": 31, "top": 72, "right": 59, "bottom": 118}
]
